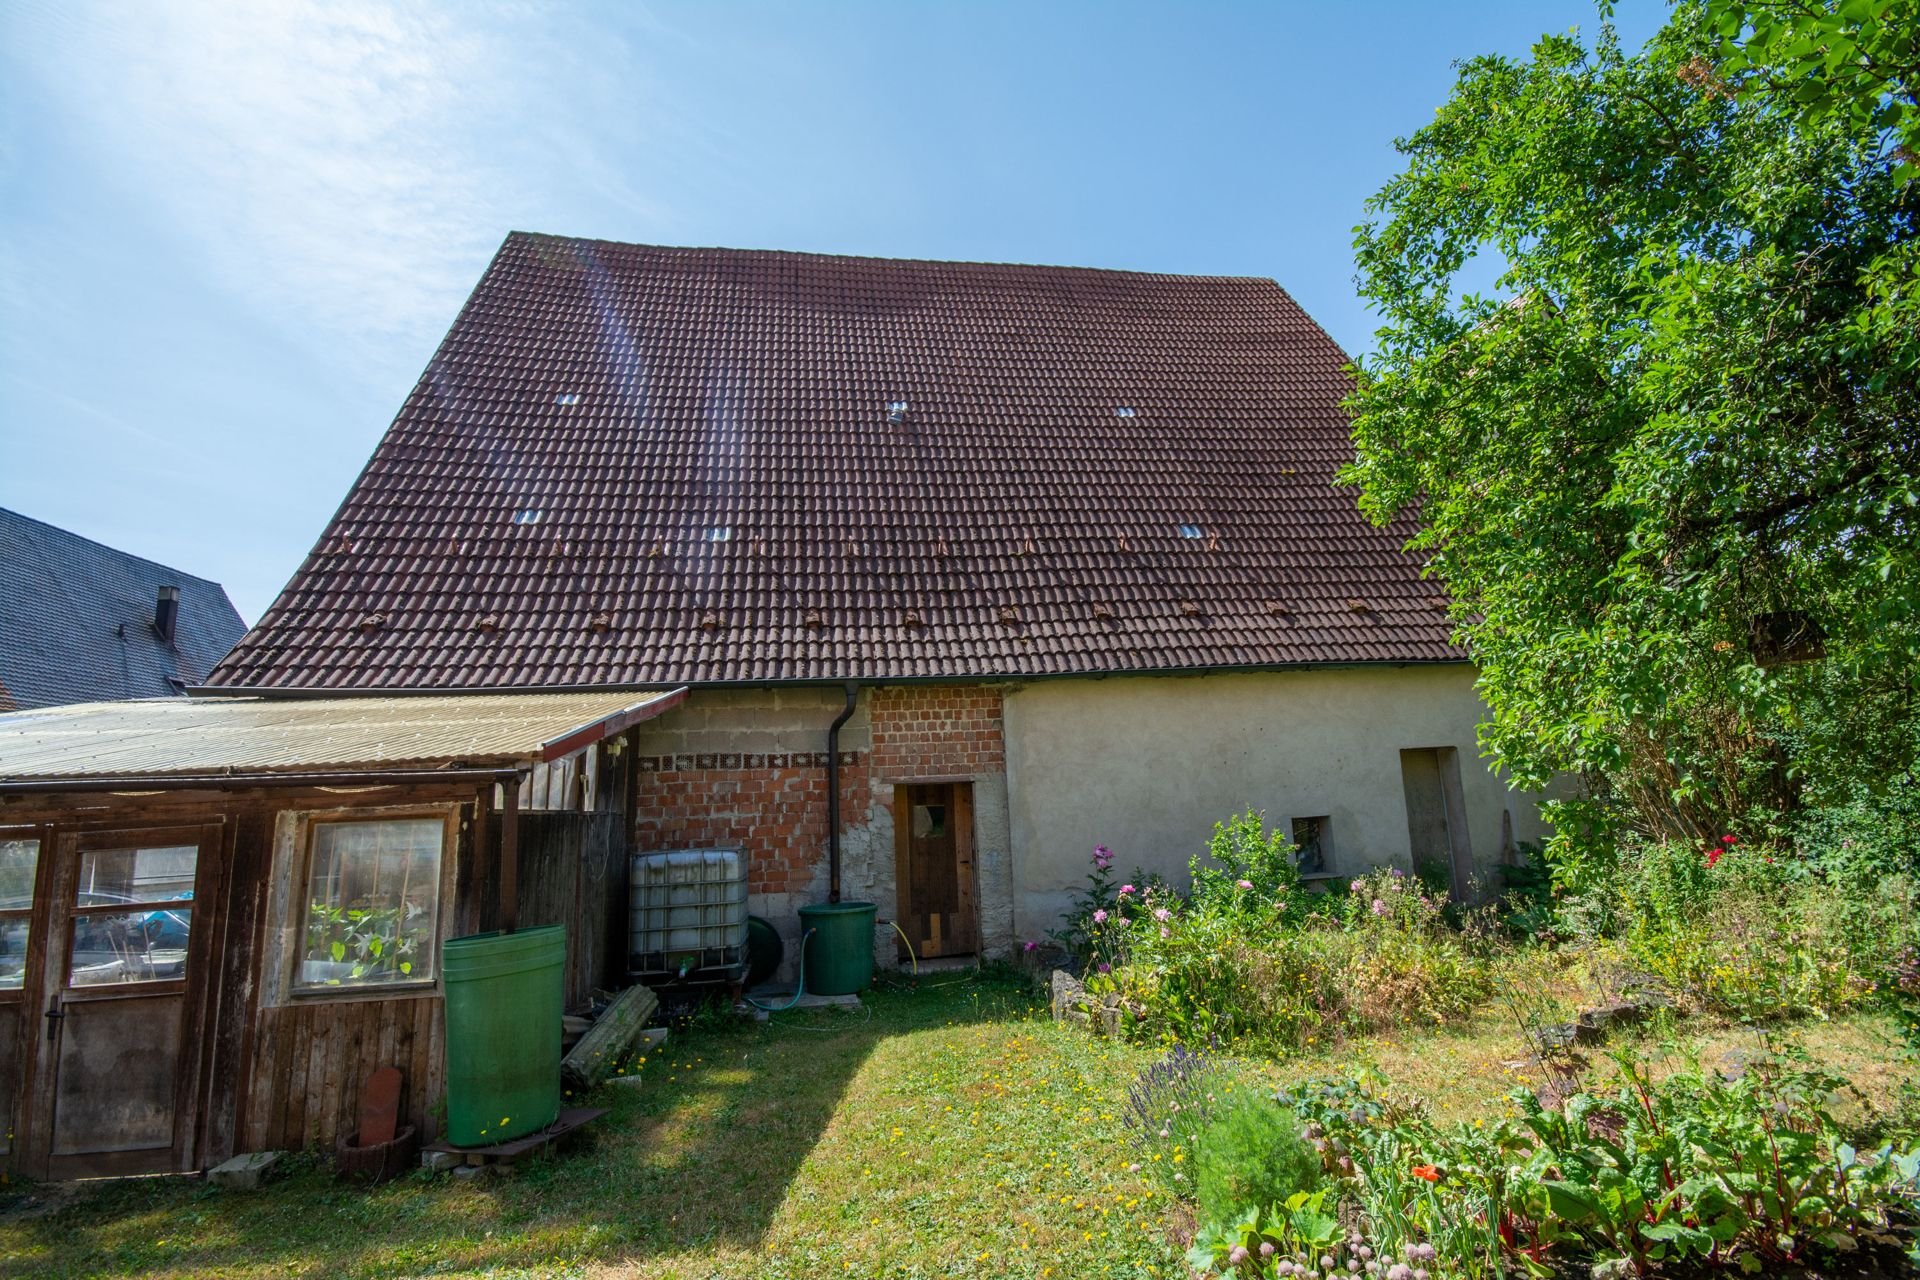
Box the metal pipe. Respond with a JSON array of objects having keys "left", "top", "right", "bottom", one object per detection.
[{"left": 825, "top": 681, "right": 858, "bottom": 903}]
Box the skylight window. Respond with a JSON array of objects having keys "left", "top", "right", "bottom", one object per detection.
[
  {"left": 1177, "top": 524, "right": 1204, "bottom": 539},
  {"left": 886, "top": 400, "right": 909, "bottom": 424},
  {"left": 555, "top": 393, "right": 581, "bottom": 406},
  {"left": 1115, "top": 406, "right": 1137, "bottom": 418},
  {"left": 707, "top": 526, "right": 731, "bottom": 542},
  {"left": 513, "top": 509, "right": 543, "bottom": 526}
]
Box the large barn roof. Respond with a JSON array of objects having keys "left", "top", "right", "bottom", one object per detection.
[{"left": 208, "top": 234, "right": 1458, "bottom": 690}]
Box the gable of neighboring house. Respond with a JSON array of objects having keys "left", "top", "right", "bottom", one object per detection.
[{"left": 0, "top": 508, "right": 248, "bottom": 708}]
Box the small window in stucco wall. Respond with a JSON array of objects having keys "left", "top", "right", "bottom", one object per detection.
[{"left": 1291, "top": 816, "right": 1331, "bottom": 874}]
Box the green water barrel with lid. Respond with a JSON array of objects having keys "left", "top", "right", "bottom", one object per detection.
[
  {"left": 442, "top": 925, "right": 565, "bottom": 1146},
  {"left": 797, "top": 901, "right": 877, "bottom": 996}
]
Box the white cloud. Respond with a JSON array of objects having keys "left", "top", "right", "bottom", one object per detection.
[{"left": 10, "top": 0, "right": 664, "bottom": 378}]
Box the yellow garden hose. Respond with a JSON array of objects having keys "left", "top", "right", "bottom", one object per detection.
[{"left": 889, "top": 919, "right": 919, "bottom": 975}]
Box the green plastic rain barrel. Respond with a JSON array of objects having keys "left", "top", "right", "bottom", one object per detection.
[
  {"left": 442, "top": 925, "right": 564, "bottom": 1147},
  {"left": 797, "top": 901, "right": 877, "bottom": 996}
]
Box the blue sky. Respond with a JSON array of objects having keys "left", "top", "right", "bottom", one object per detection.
[{"left": 1, "top": 1, "right": 1665, "bottom": 622}]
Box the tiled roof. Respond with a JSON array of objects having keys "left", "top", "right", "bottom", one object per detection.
[
  {"left": 0, "top": 508, "right": 248, "bottom": 708},
  {"left": 209, "top": 235, "right": 1459, "bottom": 690}
]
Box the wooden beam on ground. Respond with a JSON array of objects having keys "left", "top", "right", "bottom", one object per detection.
[{"left": 560, "top": 984, "right": 660, "bottom": 1095}]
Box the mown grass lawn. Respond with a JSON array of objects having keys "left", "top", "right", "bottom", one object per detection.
[{"left": 1, "top": 968, "right": 1911, "bottom": 1280}]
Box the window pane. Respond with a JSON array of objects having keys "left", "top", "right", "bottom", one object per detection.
[
  {"left": 68, "top": 907, "right": 193, "bottom": 986},
  {"left": 0, "top": 841, "right": 38, "bottom": 989},
  {"left": 298, "top": 819, "right": 443, "bottom": 989},
  {"left": 76, "top": 845, "right": 197, "bottom": 905},
  {"left": 0, "top": 839, "right": 37, "bottom": 909}
]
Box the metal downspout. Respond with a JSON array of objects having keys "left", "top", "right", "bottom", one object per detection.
[{"left": 825, "top": 681, "right": 858, "bottom": 903}]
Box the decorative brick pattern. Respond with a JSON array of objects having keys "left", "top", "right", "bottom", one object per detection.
[
  {"left": 868, "top": 685, "right": 1005, "bottom": 779},
  {"left": 633, "top": 756, "right": 870, "bottom": 895}
]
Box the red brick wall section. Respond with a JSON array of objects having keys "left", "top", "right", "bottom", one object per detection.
[
  {"left": 633, "top": 752, "right": 870, "bottom": 895},
  {"left": 630, "top": 686, "right": 1004, "bottom": 895},
  {"left": 868, "top": 685, "right": 1005, "bottom": 778}
]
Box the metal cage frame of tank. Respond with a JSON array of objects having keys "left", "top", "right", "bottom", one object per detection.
[{"left": 627, "top": 848, "right": 748, "bottom": 984}]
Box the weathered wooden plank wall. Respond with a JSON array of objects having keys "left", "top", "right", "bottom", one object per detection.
[
  {"left": 517, "top": 811, "right": 626, "bottom": 1006},
  {"left": 244, "top": 994, "right": 444, "bottom": 1150}
]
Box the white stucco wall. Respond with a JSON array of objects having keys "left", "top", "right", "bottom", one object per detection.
[{"left": 1000, "top": 665, "right": 1549, "bottom": 944}]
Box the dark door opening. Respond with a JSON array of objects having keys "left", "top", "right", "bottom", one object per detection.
[
  {"left": 1399, "top": 748, "right": 1473, "bottom": 897},
  {"left": 892, "top": 783, "right": 979, "bottom": 959}
]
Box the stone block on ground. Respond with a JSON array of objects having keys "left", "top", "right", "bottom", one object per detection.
[
  {"left": 209, "top": 1150, "right": 284, "bottom": 1191},
  {"left": 421, "top": 1149, "right": 462, "bottom": 1172},
  {"left": 1049, "top": 969, "right": 1085, "bottom": 1021}
]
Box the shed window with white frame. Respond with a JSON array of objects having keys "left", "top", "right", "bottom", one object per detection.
[{"left": 295, "top": 817, "right": 447, "bottom": 991}]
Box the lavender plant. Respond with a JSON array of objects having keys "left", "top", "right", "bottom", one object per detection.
[{"left": 1121, "top": 1044, "right": 1218, "bottom": 1192}]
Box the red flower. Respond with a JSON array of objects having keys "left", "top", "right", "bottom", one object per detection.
[
  {"left": 1721, "top": 834, "right": 1737, "bottom": 845},
  {"left": 1706, "top": 846, "right": 1724, "bottom": 868},
  {"left": 1411, "top": 1164, "right": 1441, "bottom": 1182}
]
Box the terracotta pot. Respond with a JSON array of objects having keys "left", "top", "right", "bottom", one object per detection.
[{"left": 334, "top": 1123, "right": 419, "bottom": 1184}]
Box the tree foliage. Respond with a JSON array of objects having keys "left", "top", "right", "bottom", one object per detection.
[{"left": 1343, "top": 4, "right": 1919, "bottom": 843}]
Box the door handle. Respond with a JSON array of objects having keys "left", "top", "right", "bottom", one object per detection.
[{"left": 44, "top": 1003, "right": 64, "bottom": 1024}]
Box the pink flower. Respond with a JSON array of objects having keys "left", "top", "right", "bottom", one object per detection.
[
  {"left": 1092, "top": 909, "right": 1108, "bottom": 924},
  {"left": 1371, "top": 898, "right": 1388, "bottom": 915},
  {"left": 1153, "top": 907, "right": 1171, "bottom": 922},
  {"left": 1096, "top": 962, "right": 1111, "bottom": 974},
  {"left": 1092, "top": 844, "right": 1114, "bottom": 868},
  {"left": 1159, "top": 926, "right": 1170, "bottom": 939},
  {"left": 1117, "top": 883, "right": 1135, "bottom": 896},
  {"left": 1350, "top": 879, "right": 1366, "bottom": 894},
  {"left": 1022, "top": 940, "right": 1038, "bottom": 953},
  {"left": 1236, "top": 879, "right": 1254, "bottom": 890}
]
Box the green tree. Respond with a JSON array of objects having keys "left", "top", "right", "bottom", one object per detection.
[
  {"left": 1342, "top": 5, "right": 1919, "bottom": 848},
  {"left": 1704, "top": 0, "right": 1919, "bottom": 178}
]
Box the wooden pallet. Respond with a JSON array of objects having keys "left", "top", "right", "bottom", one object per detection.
[{"left": 424, "top": 1107, "right": 607, "bottom": 1167}]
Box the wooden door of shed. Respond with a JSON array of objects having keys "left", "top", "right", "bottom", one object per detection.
[
  {"left": 21, "top": 823, "right": 223, "bottom": 1179},
  {"left": 892, "top": 783, "right": 978, "bottom": 959}
]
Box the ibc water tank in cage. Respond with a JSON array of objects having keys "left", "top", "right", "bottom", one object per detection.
[{"left": 628, "top": 849, "right": 748, "bottom": 982}]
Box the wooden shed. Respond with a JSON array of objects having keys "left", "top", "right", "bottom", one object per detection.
[{"left": 0, "top": 688, "right": 682, "bottom": 1180}]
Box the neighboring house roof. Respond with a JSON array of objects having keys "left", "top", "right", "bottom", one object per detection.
[
  {"left": 0, "top": 508, "right": 248, "bottom": 708},
  {"left": 208, "top": 234, "right": 1458, "bottom": 691}
]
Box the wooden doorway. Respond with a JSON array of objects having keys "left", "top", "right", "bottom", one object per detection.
[
  {"left": 1399, "top": 748, "right": 1473, "bottom": 897},
  {"left": 21, "top": 824, "right": 220, "bottom": 1179},
  {"left": 892, "top": 783, "right": 978, "bottom": 959}
]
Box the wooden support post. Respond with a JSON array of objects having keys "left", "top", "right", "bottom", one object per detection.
[{"left": 501, "top": 776, "right": 520, "bottom": 934}]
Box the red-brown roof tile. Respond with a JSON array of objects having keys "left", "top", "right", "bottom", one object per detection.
[{"left": 208, "top": 234, "right": 1460, "bottom": 690}]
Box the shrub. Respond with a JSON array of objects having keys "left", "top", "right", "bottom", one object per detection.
[
  {"left": 1581, "top": 834, "right": 1917, "bottom": 1021},
  {"left": 1101, "top": 867, "right": 1496, "bottom": 1053},
  {"left": 1192, "top": 1090, "right": 1321, "bottom": 1225},
  {"left": 1188, "top": 810, "right": 1300, "bottom": 914}
]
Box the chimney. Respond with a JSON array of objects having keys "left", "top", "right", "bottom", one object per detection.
[{"left": 154, "top": 585, "right": 180, "bottom": 644}]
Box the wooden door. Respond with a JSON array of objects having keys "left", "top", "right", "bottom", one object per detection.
[
  {"left": 1399, "top": 748, "right": 1473, "bottom": 897},
  {"left": 24, "top": 825, "right": 220, "bottom": 1179},
  {"left": 892, "top": 783, "right": 979, "bottom": 959}
]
